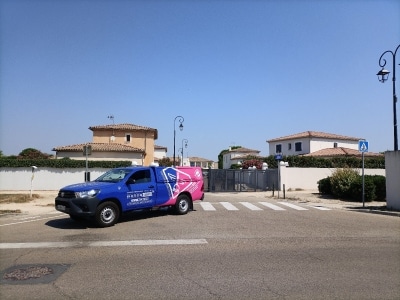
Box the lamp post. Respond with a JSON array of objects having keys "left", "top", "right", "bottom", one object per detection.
[
  {"left": 178, "top": 148, "right": 183, "bottom": 166},
  {"left": 377, "top": 44, "right": 400, "bottom": 151},
  {"left": 181, "top": 138, "right": 188, "bottom": 166},
  {"left": 173, "top": 116, "right": 184, "bottom": 166}
]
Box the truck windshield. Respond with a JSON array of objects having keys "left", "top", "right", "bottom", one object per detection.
[{"left": 94, "top": 169, "right": 132, "bottom": 183}]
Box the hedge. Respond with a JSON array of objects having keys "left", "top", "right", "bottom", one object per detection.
[
  {"left": 262, "top": 155, "right": 385, "bottom": 169},
  {"left": 318, "top": 173, "right": 386, "bottom": 202},
  {"left": 0, "top": 159, "right": 133, "bottom": 169}
]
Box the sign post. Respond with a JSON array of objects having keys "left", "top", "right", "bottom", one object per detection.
[
  {"left": 358, "top": 140, "right": 369, "bottom": 207},
  {"left": 83, "top": 145, "right": 92, "bottom": 182},
  {"left": 274, "top": 153, "right": 282, "bottom": 198}
]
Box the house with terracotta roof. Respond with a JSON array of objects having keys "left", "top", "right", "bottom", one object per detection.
[
  {"left": 53, "top": 123, "right": 159, "bottom": 166},
  {"left": 222, "top": 147, "right": 261, "bottom": 169},
  {"left": 188, "top": 156, "right": 216, "bottom": 169},
  {"left": 154, "top": 145, "right": 168, "bottom": 161},
  {"left": 266, "top": 131, "right": 365, "bottom": 157}
]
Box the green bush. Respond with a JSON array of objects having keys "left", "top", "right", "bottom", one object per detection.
[
  {"left": 348, "top": 176, "right": 376, "bottom": 202},
  {"left": 370, "top": 175, "right": 386, "bottom": 201},
  {"left": 318, "top": 177, "right": 331, "bottom": 194},
  {"left": 329, "top": 168, "right": 359, "bottom": 199},
  {"left": 318, "top": 173, "right": 386, "bottom": 202}
]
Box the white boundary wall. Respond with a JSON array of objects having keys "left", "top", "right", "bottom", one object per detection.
[
  {"left": 385, "top": 151, "right": 400, "bottom": 210},
  {"left": 0, "top": 168, "right": 109, "bottom": 191},
  {"left": 0, "top": 167, "right": 386, "bottom": 192},
  {"left": 279, "top": 166, "right": 385, "bottom": 190}
]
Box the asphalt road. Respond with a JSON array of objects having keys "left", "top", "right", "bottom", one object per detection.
[{"left": 1, "top": 193, "right": 399, "bottom": 300}]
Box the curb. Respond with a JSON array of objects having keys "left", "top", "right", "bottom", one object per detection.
[{"left": 348, "top": 208, "right": 400, "bottom": 217}]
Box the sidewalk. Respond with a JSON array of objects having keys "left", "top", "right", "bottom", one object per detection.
[
  {"left": 264, "top": 190, "right": 400, "bottom": 217},
  {"left": 0, "top": 190, "right": 399, "bottom": 217}
]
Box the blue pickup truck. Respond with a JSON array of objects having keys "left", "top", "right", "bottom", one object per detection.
[{"left": 55, "top": 166, "right": 204, "bottom": 227}]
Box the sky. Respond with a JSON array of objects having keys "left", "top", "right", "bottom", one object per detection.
[{"left": 1, "top": 0, "right": 399, "bottom": 161}]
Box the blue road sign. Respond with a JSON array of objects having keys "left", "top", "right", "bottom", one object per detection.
[
  {"left": 358, "top": 140, "right": 369, "bottom": 152},
  {"left": 274, "top": 154, "right": 282, "bottom": 160}
]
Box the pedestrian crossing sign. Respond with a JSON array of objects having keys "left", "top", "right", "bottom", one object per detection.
[{"left": 358, "top": 140, "right": 369, "bottom": 152}]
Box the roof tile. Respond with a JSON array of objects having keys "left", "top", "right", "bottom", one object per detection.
[
  {"left": 229, "top": 147, "right": 260, "bottom": 153},
  {"left": 52, "top": 143, "right": 144, "bottom": 153},
  {"left": 89, "top": 123, "right": 158, "bottom": 139},
  {"left": 267, "top": 131, "right": 362, "bottom": 142},
  {"left": 302, "top": 147, "right": 383, "bottom": 157}
]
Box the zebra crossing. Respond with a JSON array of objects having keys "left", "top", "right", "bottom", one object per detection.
[{"left": 196, "top": 201, "right": 331, "bottom": 212}]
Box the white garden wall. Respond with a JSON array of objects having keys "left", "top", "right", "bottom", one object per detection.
[
  {"left": 385, "top": 151, "right": 400, "bottom": 210},
  {"left": 0, "top": 166, "right": 386, "bottom": 192},
  {"left": 0, "top": 168, "right": 109, "bottom": 191},
  {"left": 279, "top": 166, "right": 386, "bottom": 190}
]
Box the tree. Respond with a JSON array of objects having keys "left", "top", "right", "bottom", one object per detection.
[
  {"left": 157, "top": 157, "right": 172, "bottom": 167},
  {"left": 241, "top": 157, "right": 263, "bottom": 169},
  {"left": 18, "top": 148, "right": 51, "bottom": 159}
]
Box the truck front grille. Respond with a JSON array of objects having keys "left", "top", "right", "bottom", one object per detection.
[{"left": 58, "top": 191, "right": 75, "bottom": 198}]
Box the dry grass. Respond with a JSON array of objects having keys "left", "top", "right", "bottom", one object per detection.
[
  {"left": 0, "top": 209, "right": 22, "bottom": 214},
  {"left": 0, "top": 194, "right": 41, "bottom": 214},
  {"left": 0, "top": 194, "right": 40, "bottom": 204}
]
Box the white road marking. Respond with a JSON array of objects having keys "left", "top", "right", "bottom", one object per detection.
[
  {"left": 309, "top": 206, "right": 331, "bottom": 211},
  {"left": 0, "top": 239, "right": 208, "bottom": 249},
  {"left": 220, "top": 202, "right": 239, "bottom": 210},
  {"left": 0, "top": 214, "right": 64, "bottom": 227},
  {"left": 199, "top": 202, "right": 216, "bottom": 211},
  {"left": 259, "top": 202, "right": 286, "bottom": 210},
  {"left": 14, "top": 216, "right": 41, "bottom": 221},
  {"left": 239, "top": 202, "right": 263, "bottom": 211},
  {"left": 196, "top": 201, "right": 331, "bottom": 211},
  {"left": 277, "top": 202, "right": 308, "bottom": 210}
]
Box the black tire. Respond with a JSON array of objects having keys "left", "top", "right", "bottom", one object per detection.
[
  {"left": 95, "top": 201, "right": 120, "bottom": 227},
  {"left": 175, "top": 194, "right": 191, "bottom": 215}
]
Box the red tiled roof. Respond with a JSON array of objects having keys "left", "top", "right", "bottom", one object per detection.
[
  {"left": 230, "top": 154, "right": 262, "bottom": 160},
  {"left": 188, "top": 156, "right": 214, "bottom": 162},
  {"left": 302, "top": 147, "right": 383, "bottom": 157},
  {"left": 89, "top": 123, "right": 158, "bottom": 139},
  {"left": 52, "top": 143, "right": 144, "bottom": 153},
  {"left": 229, "top": 147, "right": 260, "bottom": 153},
  {"left": 267, "top": 131, "right": 362, "bottom": 142},
  {"left": 154, "top": 145, "right": 167, "bottom": 150}
]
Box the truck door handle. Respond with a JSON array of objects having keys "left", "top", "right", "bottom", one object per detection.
[{"left": 148, "top": 185, "right": 154, "bottom": 188}]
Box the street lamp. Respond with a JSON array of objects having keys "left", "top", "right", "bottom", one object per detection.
[
  {"left": 178, "top": 148, "right": 183, "bottom": 166},
  {"left": 377, "top": 44, "right": 400, "bottom": 151},
  {"left": 181, "top": 138, "right": 188, "bottom": 166},
  {"left": 173, "top": 116, "right": 184, "bottom": 166}
]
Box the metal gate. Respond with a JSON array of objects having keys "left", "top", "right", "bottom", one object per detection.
[{"left": 203, "top": 169, "right": 278, "bottom": 192}]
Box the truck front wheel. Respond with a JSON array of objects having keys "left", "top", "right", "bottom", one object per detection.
[
  {"left": 175, "top": 194, "right": 191, "bottom": 215},
  {"left": 95, "top": 201, "right": 120, "bottom": 227}
]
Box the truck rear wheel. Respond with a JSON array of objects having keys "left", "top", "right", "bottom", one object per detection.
[
  {"left": 175, "top": 194, "right": 191, "bottom": 215},
  {"left": 95, "top": 201, "right": 120, "bottom": 227}
]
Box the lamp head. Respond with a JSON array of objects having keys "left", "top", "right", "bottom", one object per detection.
[{"left": 377, "top": 68, "right": 390, "bottom": 83}]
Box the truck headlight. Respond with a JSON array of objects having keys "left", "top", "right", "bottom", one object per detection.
[{"left": 75, "top": 189, "right": 100, "bottom": 199}]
